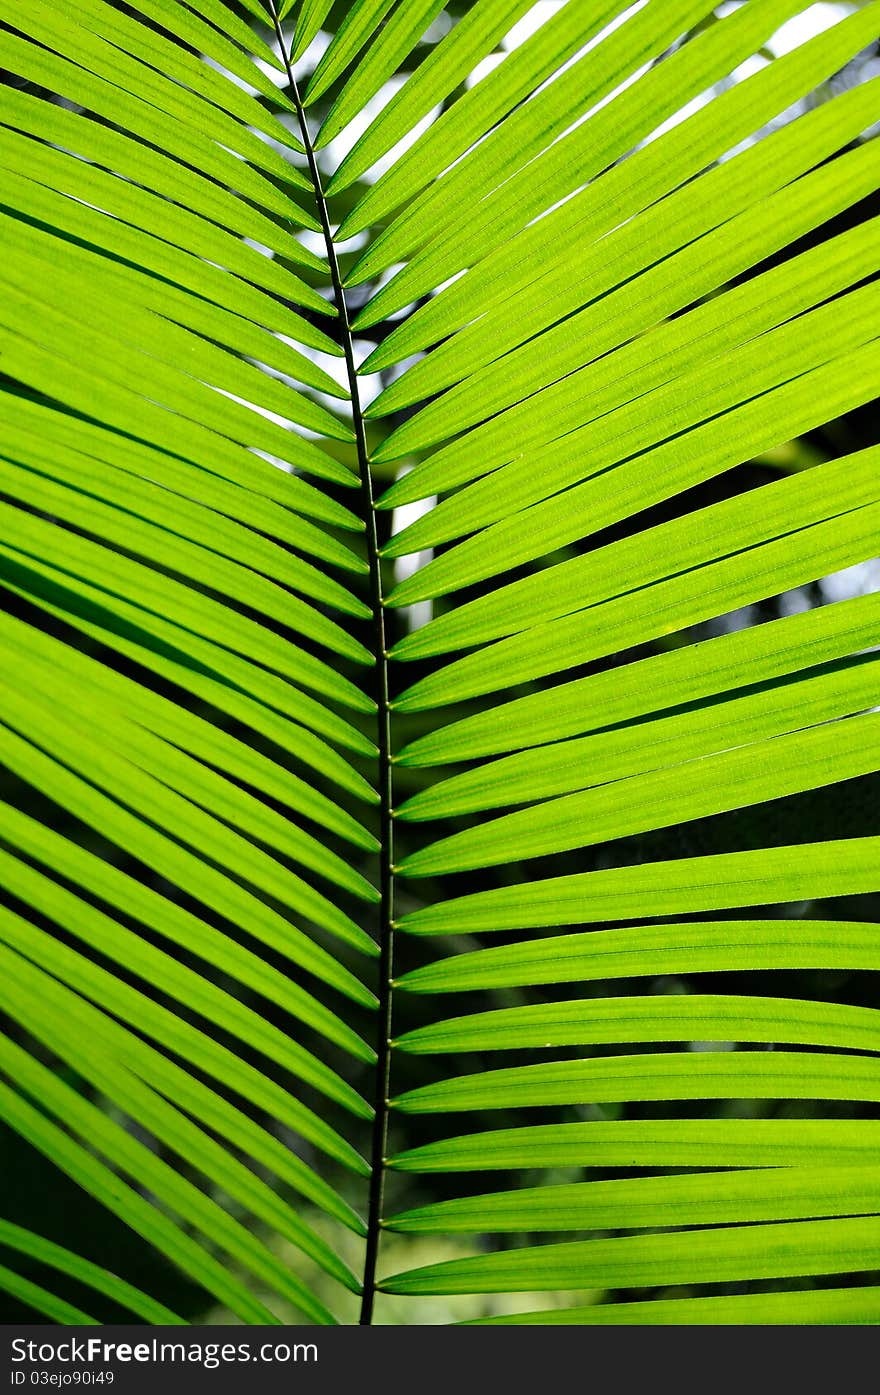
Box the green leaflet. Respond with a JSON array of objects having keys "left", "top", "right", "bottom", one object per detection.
[
  {"left": 1, "top": 800, "right": 375, "bottom": 1028},
  {"left": 386, "top": 1167, "right": 880, "bottom": 1234},
  {"left": 0, "top": 328, "right": 357, "bottom": 505},
  {"left": 381, "top": 1216, "right": 880, "bottom": 1295},
  {"left": 474, "top": 1288, "right": 880, "bottom": 1325},
  {"left": 0, "top": 212, "right": 350, "bottom": 440},
  {"left": 0, "top": 545, "right": 375, "bottom": 757},
  {"left": 0, "top": 395, "right": 361, "bottom": 570},
  {"left": 0, "top": 940, "right": 362, "bottom": 1293},
  {"left": 380, "top": 137, "right": 880, "bottom": 512},
  {"left": 0, "top": 719, "right": 378, "bottom": 978},
  {"left": 0, "top": 463, "right": 367, "bottom": 669},
  {"left": 0, "top": 609, "right": 374, "bottom": 848},
  {"left": 0, "top": 897, "right": 369, "bottom": 1204},
  {"left": 395, "top": 920, "right": 880, "bottom": 994},
  {"left": 390, "top": 446, "right": 880, "bottom": 655},
  {"left": 354, "top": 0, "right": 819, "bottom": 327},
  {"left": 1, "top": 404, "right": 364, "bottom": 611},
  {"left": 1, "top": 503, "right": 369, "bottom": 712},
  {"left": 0, "top": 1046, "right": 313, "bottom": 1325},
  {"left": 0, "top": 34, "right": 316, "bottom": 231},
  {"left": 398, "top": 658, "right": 879, "bottom": 819},
  {"left": 0, "top": 1268, "right": 94, "bottom": 1327},
  {"left": 354, "top": 0, "right": 731, "bottom": 301},
  {"left": 395, "top": 481, "right": 880, "bottom": 711},
  {"left": 0, "top": 170, "right": 344, "bottom": 387},
  {"left": 327, "top": 0, "right": 536, "bottom": 194},
  {"left": 21, "top": 0, "right": 305, "bottom": 185},
  {"left": 366, "top": 15, "right": 880, "bottom": 376},
  {"left": 144, "top": 0, "right": 284, "bottom": 79},
  {"left": 0, "top": 897, "right": 371, "bottom": 1173},
  {"left": 290, "top": 0, "right": 335, "bottom": 61},
  {"left": 397, "top": 591, "right": 880, "bottom": 765},
  {"left": 392, "top": 1051, "right": 880, "bottom": 1113},
  {"left": 0, "top": 124, "right": 329, "bottom": 318},
  {"left": 396, "top": 993, "right": 880, "bottom": 1055},
  {"left": 305, "top": 2, "right": 417, "bottom": 107},
  {"left": 0, "top": 1221, "right": 181, "bottom": 1325},
  {"left": 343, "top": 0, "right": 629, "bottom": 247},
  {"left": 62, "top": 0, "right": 300, "bottom": 145},
  {"left": 0, "top": 572, "right": 377, "bottom": 796},
  {"left": 0, "top": 1127, "right": 268, "bottom": 1328},
  {"left": 1, "top": 456, "right": 361, "bottom": 661},
  {"left": 382, "top": 240, "right": 880, "bottom": 522},
  {"left": 389, "top": 1118, "right": 880, "bottom": 1173},
  {"left": 2, "top": 632, "right": 374, "bottom": 900},
  {"left": 315, "top": 0, "right": 447, "bottom": 151},
  {"left": 0, "top": 900, "right": 368, "bottom": 1215},
  {"left": 0, "top": 695, "right": 373, "bottom": 950},
  {"left": 0, "top": 284, "right": 350, "bottom": 486},
  {"left": 374, "top": 138, "right": 880, "bottom": 420},
  {"left": 397, "top": 840, "right": 880, "bottom": 935}
]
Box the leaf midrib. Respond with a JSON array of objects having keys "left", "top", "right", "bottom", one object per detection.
[{"left": 266, "top": 0, "right": 393, "bottom": 1329}]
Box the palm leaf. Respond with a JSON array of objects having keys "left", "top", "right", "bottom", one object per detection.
[{"left": 0, "top": 0, "right": 878, "bottom": 1326}]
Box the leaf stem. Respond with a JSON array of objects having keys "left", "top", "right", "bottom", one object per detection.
[{"left": 268, "top": 2, "right": 394, "bottom": 1328}]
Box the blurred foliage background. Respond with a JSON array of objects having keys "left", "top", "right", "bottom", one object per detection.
[{"left": 1, "top": 0, "right": 878, "bottom": 1323}]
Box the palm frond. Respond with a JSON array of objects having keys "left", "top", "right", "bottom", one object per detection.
[{"left": 0, "top": 0, "right": 878, "bottom": 1325}]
